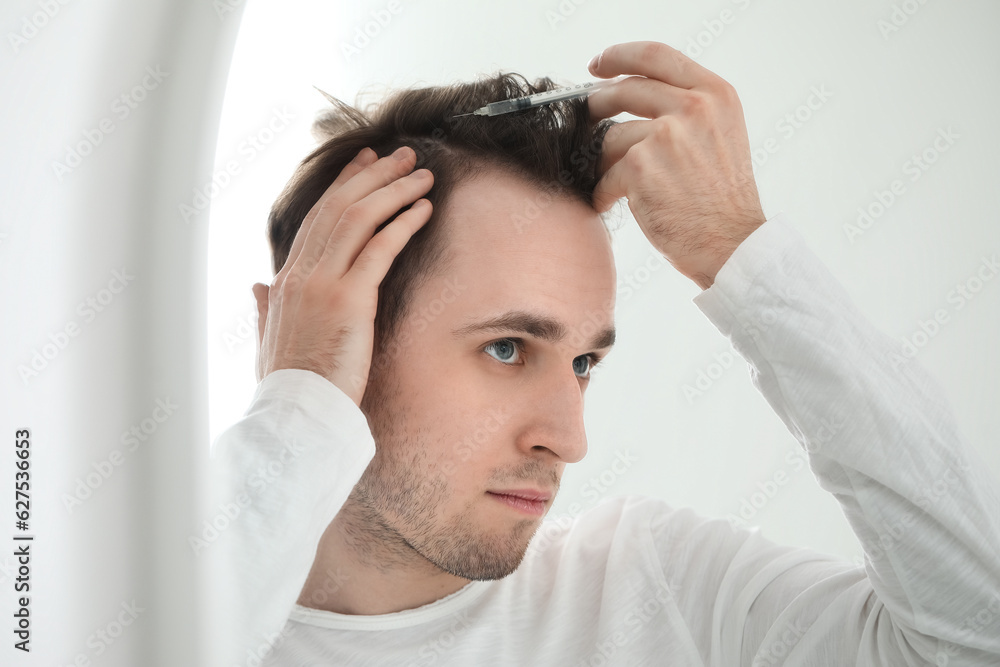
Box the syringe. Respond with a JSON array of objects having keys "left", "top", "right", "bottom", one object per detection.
[{"left": 452, "top": 76, "right": 628, "bottom": 118}]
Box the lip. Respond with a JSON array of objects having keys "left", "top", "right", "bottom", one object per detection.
[
  {"left": 487, "top": 488, "right": 551, "bottom": 502},
  {"left": 486, "top": 490, "right": 550, "bottom": 517}
]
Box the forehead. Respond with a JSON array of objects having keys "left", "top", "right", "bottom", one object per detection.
[
  {"left": 439, "top": 169, "right": 614, "bottom": 284},
  {"left": 413, "top": 168, "right": 617, "bottom": 334}
]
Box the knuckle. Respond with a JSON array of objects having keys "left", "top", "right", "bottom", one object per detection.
[
  {"left": 385, "top": 171, "right": 426, "bottom": 201},
  {"left": 713, "top": 79, "right": 740, "bottom": 104},
  {"left": 387, "top": 175, "right": 413, "bottom": 196},
  {"left": 316, "top": 195, "right": 345, "bottom": 222},
  {"left": 377, "top": 151, "right": 413, "bottom": 177},
  {"left": 681, "top": 90, "right": 710, "bottom": 115},
  {"left": 339, "top": 201, "right": 369, "bottom": 225},
  {"left": 359, "top": 156, "right": 398, "bottom": 189},
  {"left": 358, "top": 231, "right": 388, "bottom": 262},
  {"left": 350, "top": 248, "right": 374, "bottom": 275},
  {"left": 278, "top": 266, "right": 303, "bottom": 291},
  {"left": 641, "top": 41, "right": 668, "bottom": 63},
  {"left": 345, "top": 249, "right": 385, "bottom": 284},
  {"left": 650, "top": 116, "right": 677, "bottom": 142},
  {"left": 299, "top": 253, "right": 320, "bottom": 274},
  {"left": 672, "top": 50, "right": 692, "bottom": 72},
  {"left": 621, "top": 143, "right": 648, "bottom": 172},
  {"left": 378, "top": 167, "right": 407, "bottom": 190}
]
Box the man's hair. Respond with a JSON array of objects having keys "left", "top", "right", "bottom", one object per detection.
[{"left": 266, "top": 72, "right": 616, "bottom": 369}]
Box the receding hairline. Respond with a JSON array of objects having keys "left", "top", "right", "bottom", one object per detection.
[{"left": 405, "top": 157, "right": 603, "bottom": 282}]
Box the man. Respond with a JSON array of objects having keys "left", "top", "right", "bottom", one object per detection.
[{"left": 212, "top": 41, "right": 1000, "bottom": 665}]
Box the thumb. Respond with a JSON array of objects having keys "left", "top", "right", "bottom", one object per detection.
[
  {"left": 251, "top": 283, "right": 270, "bottom": 382},
  {"left": 251, "top": 283, "right": 270, "bottom": 345}
]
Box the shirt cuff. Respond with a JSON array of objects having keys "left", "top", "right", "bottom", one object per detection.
[
  {"left": 691, "top": 210, "right": 806, "bottom": 330},
  {"left": 245, "top": 368, "right": 375, "bottom": 449}
]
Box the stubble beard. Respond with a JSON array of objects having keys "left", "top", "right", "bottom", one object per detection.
[{"left": 343, "top": 355, "right": 538, "bottom": 582}]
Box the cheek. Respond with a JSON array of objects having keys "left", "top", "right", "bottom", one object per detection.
[
  {"left": 395, "top": 340, "right": 486, "bottom": 409},
  {"left": 388, "top": 337, "right": 509, "bottom": 463}
]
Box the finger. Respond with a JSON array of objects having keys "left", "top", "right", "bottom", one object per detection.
[
  {"left": 589, "top": 41, "right": 712, "bottom": 91},
  {"left": 587, "top": 76, "right": 688, "bottom": 123},
  {"left": 321, "top": 168, "right": 435, "bottom": 278},
  {"left": 327, "top": 147, "right": 379, "bottom": 192},
  {"left": 592, "top": 156, "right": 630, "bottom": 214},
  {"left": 597, "top": 119, "right": 649, "bottom": 176},
  {"left": 251, "top": 282, "right": 269, "bottom": 383},
  {"left": 251, "top": 282, "right": 269, "bottom": 348},
  {"left": 346, "top": 198, "right": 434, "bottom": 285},
  {"left": 291, "top": 146, "right": 419, "bottom": 279},
  {"left": 283, "top": 147, "right": 378, "bottom": 273}
]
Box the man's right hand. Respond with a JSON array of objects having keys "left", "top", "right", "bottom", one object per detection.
[{"left": 251, "top": 145, "right": 434, "bottom": 408}]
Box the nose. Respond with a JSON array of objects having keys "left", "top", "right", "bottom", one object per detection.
[{"left": 515, "top": 366, "right": 589, "bottom": 464}]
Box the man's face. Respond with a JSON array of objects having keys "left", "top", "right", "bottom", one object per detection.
[{"left": 353, "top": 168, "right": 617, "bottom": 581}]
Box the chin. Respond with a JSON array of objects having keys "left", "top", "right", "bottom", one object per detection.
[{"left": 418, "top": 512, "right": 540, "bottom": 581}]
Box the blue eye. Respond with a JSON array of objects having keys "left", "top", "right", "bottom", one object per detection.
[
  {"left": 483, "top": 338, "right": 604, "bottom": 380},
  {"left": 574, "top": 353, "right": 604, "bottom": 380},
  {"left": 484, "top": 338, "right": 522, "bottom": 364}
]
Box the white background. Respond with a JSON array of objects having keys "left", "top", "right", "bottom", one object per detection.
[{"left": 2, "top": 0, "right": 998, "bottom": 664}]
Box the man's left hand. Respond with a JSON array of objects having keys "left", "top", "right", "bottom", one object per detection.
[{"left": 588, "top": 41, "right": 766, "bottom": 290}]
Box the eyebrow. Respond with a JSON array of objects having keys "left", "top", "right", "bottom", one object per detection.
[{"left": 451, "top": 310, "right": 616, "bottom": 351}]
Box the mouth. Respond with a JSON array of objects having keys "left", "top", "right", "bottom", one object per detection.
[{"left": 486, "top": 490, "right": 550, "bottom": 516}]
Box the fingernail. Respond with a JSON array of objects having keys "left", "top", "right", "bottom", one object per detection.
[
  {"left": 588, "top": 52, "right": 602, "bottom": 72},
  {"left": 354, "top": 147, "right": 372, "bottom": 163},
  {"left": 392, "top": 146, "right": 410, "bottom": 161}
]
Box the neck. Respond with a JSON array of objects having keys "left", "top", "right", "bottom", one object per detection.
[{"left": 296, "top": 497, "right": 472, "bottom": 615}]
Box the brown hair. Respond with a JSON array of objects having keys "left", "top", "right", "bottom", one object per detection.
[{"left": 266, "top": 72, "right": 616, "bottom": 371}]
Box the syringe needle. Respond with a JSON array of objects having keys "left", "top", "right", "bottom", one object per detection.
[{"left": 448, "top": 76, "right": 627, "bottom": 120}]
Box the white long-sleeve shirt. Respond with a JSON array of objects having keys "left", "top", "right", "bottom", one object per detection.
[{"left": 210, "top": 211, "right": 1000, "bottom": 666}]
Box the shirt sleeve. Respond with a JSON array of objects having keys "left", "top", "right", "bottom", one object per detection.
[
  {"left": 207, "top": 368, "right": 376, "bottom": 661},
  {"left": 690, "top": 211, "right": 1000, "bottom": 666}
]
